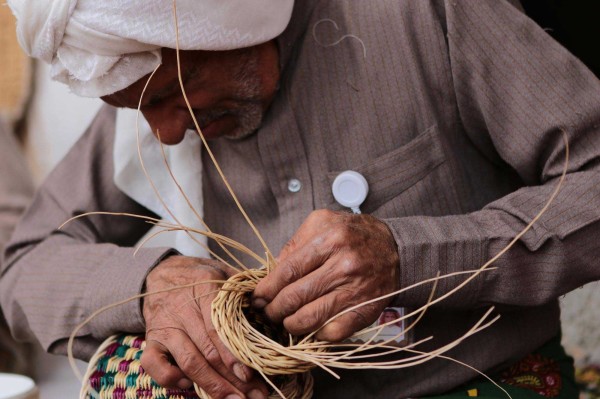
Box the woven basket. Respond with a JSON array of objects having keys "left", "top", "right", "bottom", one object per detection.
[{"left": 81, "top": 334, "right": 313, "bottom": 399}]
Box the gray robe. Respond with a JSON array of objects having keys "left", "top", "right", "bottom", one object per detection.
[{"left": 2, "top": 1, "right": 600, "bottom": 397}]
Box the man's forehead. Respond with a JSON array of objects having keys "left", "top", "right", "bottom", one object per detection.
[
  {"left": 105, "top": 77, "right": 176, "bottom": 109},
  {"left": 102, "top": 51, "right": 193, "bottom": 109}
]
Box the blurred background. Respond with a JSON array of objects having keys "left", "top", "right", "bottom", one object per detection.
[
  {"left": 0, "top": 5, "right": 100, "bottom": 397},
  {"left": 0, "top": 2, "right": 598, "bottom": 398}
]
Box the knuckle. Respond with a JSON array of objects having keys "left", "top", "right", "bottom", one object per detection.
[
  {"left": 141, "top": 343, "right": 159, "bottom": 363},
  {"left": 280, "top": 260, "right": 303, "bottom": 284},
  {"left": 326, "top": 329, "right": 349, "bottom": 342},
  {"left": 201, "top": 380, "right": 229, "bottom": 399},
  {"left": 328, "top": 225, "right": 351, "bottom": 244},
  {"left": 338, "top": 254, "right": 362, "bottom": 275},
  {"left": 320, "top": 322, "right": 351, "bottom": 342},
  {"left": 307, "top": 210, "right": 322, "bottom": 221},
  {"left": 352, "top": 308, "right": 376, "bottom": 329},
  {"left": 202, "top": 343, "right": 221, "bottom": 365},
  {"left": 140, "top": 353, "right": 155, "bottom": 374},
  {"left": 178, "top": 352, "right": 207, "bottom": 378},
  {"left": 153, "top": 367, "right": 181, "bottom": 387},
  {"left": 279, "top": 291, "right": 302, "bottom": 315},
  {"left": 266, "top": 298, "right": 293, "bottom": 322},
  {"left": 285, "top": 312, "right": 318, "bottom": 334},
  {"left": 311, "top": 301, "right": 330, "bottom": 325},
  {"left": 308, "top": 231, "right": 328, "bottom": 248},
  {"left": 142, "top": 353, "right": 180, "bottom": 387},
  {"left": 282, "top": 236, "right": 298, "bottom": 253},
  {"left": 286, "top": 300, "right": 332, "bottom": 334},
  {"left": 308, "top": 209, "right": 334, "bottom": 224}
]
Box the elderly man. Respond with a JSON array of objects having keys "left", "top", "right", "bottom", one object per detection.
[{"left": 3, "top": 1, "right": 600, "bottom": 398}]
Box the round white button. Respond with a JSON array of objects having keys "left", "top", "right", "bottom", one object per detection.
[
  {"left": 332, "top": 171, "right": 369, "bottom": 213},
  {"left": 0, "top": 373, "right": 38, "bottom": 399},
  {"left": 288, "top": 178, "right": 302, "bottom": 193}
]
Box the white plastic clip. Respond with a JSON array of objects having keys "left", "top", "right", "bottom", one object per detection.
[{"left": 332, "top": 170, "right": 369, "bottom": 214}]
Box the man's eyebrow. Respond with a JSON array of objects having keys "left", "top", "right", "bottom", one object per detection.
[
  {"left": 146, "top": 80, "right": 179, "bottom": 105},
  {"left": 146, "top": 65, "right": 200, "bottom": 106}
]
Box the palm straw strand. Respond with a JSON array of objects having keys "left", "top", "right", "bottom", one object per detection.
[
  {"left": 169, "top": 0, "right": 275, "bottom": 270},
  {"left": 132, "top": 64, "right": 248, "bottom": 273}
]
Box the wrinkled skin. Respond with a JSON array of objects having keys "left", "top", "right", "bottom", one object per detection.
[
  {"left": 141, "top": 210, "right": 400, "bottom": 398},
  {"left": 142, "top": 256, "right": 269, "bottom": 399},
  {"left": 252, "top": 209, "right": 400, "bottom": 342}
]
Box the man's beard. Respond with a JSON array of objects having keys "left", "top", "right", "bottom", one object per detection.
[
  {"left": 195, "top": 53, "right": 266, "bottom": 140},
  {"left": 193, "top": 101, "right": 263, "bottom": 141},
  {"left": 224, "top": 101, "right": 264, "bottom": 140}
]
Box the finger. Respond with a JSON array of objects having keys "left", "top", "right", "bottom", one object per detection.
[
  {"left": 261, "top": 258, "right": 345, "bottom": 323},
  {"left": 284, "top": 292, "right": 382, "bottom": 342},
  {"left": 170, "top": 287, "right": 229, "bottom": 379},
  {"left": 195, "top": 282, "right": 259, "bottom": 387},
  {"left": 252, "top": 210, "right": 342, "bottom": 308},
  {"left": 252, "top": 236, "right": 334, "bottom": 309},
  {"left": 184, "top": 284, "right": 268, "bottom": 396},
  {"left": 141, "top": 340, "right": 192, "bottom": 389},
  {"left": 274, "top": 234, "right": 299, "bottom": 264},
  {"left": 158, "top": 329, "right": 247, "bottom": 399}
]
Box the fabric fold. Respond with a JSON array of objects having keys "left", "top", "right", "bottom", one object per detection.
[{"left": 113, "top": 109, "right": 209, "bottom": 258}]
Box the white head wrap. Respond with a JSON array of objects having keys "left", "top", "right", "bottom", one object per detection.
[
  {"left": 8, "top": 0, "right": 294, "bottom": 97},
  {"left": 8, "top": 0, "right": 294, "bottom": 257}
]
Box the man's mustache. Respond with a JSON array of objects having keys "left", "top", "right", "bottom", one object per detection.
[{"left": 189, "top": 108, "right": 230, "bottom": 130}]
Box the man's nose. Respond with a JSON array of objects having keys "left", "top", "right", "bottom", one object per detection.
[{"left": 142, "top": 104, "right": 192, "bottom": 145}]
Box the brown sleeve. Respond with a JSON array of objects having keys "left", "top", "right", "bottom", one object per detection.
[
  {"left": 0, "top": 106, "right": 174, "bottom": 360},
  {"left": 385, "top": 0, "right": 600, "bottom": 309}
]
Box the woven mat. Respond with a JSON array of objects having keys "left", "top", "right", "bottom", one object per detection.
[
  {"left": 82, "top": 335, "right": 199, "bottom": 399},
  {"left": 82, "top": 334, "right": 313, "bottom": 399},
  {"left": 0, "top": 6, "right": 31, "bottom": 122}
]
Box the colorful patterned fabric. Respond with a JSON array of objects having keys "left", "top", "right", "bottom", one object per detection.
[
  {"left": 423, "top": 335, "right": 579, "bottom": 399},
  {"left": 500, "top": 353, "right": 562, "bottom": 397},
  {"left": 82, "top": 335, "right": 199, "bottom": 399},
  {"left": 83, "top": 334, "right": 313, "bottom": 399}
]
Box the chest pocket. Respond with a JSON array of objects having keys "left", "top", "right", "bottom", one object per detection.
[{"left": 325, "top": 126, "right": 445, "bottom": 214}]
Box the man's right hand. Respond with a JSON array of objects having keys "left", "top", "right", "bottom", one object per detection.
[{"left": 141, "top": 255, "right": 268, "bottom": 399}]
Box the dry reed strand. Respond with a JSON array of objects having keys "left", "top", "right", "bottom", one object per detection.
[{"left": 68, "top": 1, "right": 572, "bottom": 397}]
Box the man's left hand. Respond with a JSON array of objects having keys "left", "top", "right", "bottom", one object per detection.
[{"left": 252, "top": 209, "right": 400, "bottom": 341}]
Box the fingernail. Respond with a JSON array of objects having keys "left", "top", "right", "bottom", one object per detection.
[
  {"left": 252, "top": 298, "right": 267, "bottom": 309},
  {"left": 225, "top": 395, "right": 242, "bottom": 399},
  {"left": 177, "top": 378, "right": 193, "bottom": 389},
  {"left": 248, "top": 389, "right": 267, "bottom": 399},
  {"left": 233, "top": 363, "right": 249, "bottom": 382}
]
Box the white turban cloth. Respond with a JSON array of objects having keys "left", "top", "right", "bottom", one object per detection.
[
  {"left": 8, "top": 0, "right": 295, "bottom": 257},
  {"left": 8, "top": 0, "right": 294, "bottom": 97}
]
